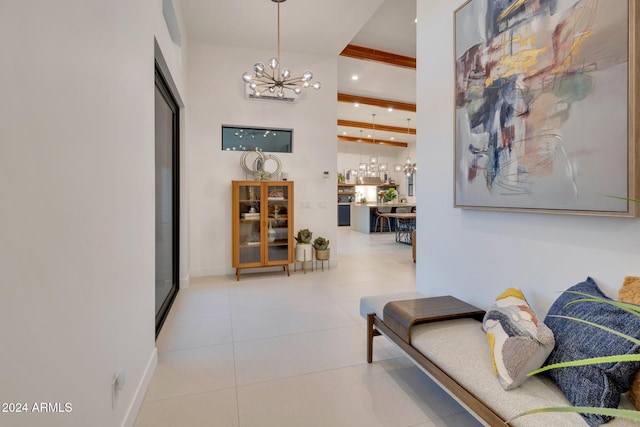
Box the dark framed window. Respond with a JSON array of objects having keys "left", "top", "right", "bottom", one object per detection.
[
  {"left": 408, "top": 174, "right": 414, "bottom": 196},
  {"left": 222, "top": 125, "right": 293, "bottom": 153},
  {"left": 155, "top": 62, "right": 179, "bottom": 336}
]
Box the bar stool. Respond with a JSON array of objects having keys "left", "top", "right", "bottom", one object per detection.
[{"left": 373, "top": 206, "right": 392, "bottom": 232}]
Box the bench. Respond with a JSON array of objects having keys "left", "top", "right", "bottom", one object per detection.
[{"left": 360, "top": 292, "right": 637, "bottom": 427}]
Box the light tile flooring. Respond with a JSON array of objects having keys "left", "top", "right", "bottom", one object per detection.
[{"left": 134, "top": 228, "right": 482, "bottom": 427}]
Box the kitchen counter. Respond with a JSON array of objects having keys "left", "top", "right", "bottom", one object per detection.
[{"left": 350, "top": 203, "right": 416, "bottom": 233}]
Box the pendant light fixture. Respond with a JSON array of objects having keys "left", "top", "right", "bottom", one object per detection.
[
  {"left": 358, "top": 130, "right": 367, "bottom": 173},
  {"left": 369, "top": 113, "right": 378, "bottom": 169},
  {"left": 241, "top": 0, "right": 321, "bottom": 98},
  {"left": 403, "top": 118, "right": 417, "bottom": 177}
]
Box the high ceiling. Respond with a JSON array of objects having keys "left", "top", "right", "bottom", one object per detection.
[{"left": 180, "top": 0, "right": 417, "bottom": 148}]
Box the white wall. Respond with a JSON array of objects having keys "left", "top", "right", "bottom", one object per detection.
[
  {"left": 416, "top": 0, "right": 640, "bottom": 315},
  {"left": 187, "top": 43, "right": 338, "bottom": 276},
  {"left": 0, "top": 1, "right": 187, "bottom": 426}
]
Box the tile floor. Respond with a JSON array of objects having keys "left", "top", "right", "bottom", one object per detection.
[{"left": 134, "top": 228, "right": 482, "bottom": 427}]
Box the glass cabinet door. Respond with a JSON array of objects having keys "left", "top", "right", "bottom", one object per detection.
[
  {"left": 237, "top": 184, "right": 262, "bottom": 264},
  {"left": 266, "top": 184, "right": 290, "bottom": 263}
]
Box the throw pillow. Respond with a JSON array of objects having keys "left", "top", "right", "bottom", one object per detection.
[
  {"left": 618, "top": 275, "right": 640, "bottom": 410},
  {"left": 545, "top": 277, "right": 640, "bottom": 427},
  {"left": 482, "top": 287, "right": 555, "bottom": 390}
]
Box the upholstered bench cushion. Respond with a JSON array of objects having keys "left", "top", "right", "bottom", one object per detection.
[{"left": 411, "top": 318, "right": 636, "bottom": 427}]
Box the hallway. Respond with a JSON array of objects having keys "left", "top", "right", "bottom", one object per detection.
[{"left": 134, "top": 228, "right": 480, "bottom": 427}]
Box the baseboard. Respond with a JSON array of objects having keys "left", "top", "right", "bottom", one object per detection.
[
  {"left": 191, "top": 267, "right": 228, "bottom": 277},
  {"left": 179, "top": 273, "right": 191, "bottom": 289},
  {"left": 121, "top": 348, "right": 158, "bottom": 427}
]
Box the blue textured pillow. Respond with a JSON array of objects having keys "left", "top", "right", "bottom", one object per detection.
[{"left": 544, "top": 277, "right": 640, "bottom": 426}]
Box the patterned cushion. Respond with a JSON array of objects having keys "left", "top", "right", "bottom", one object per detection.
[
  {"left": 618, "top": 276, "right": 640, "bottom": 410},
  {"left": 482, "top": 288, "right": 555, "bottom": 390},
  {"left": 544, "top": 277, "right": 640, "bottom": 427}
]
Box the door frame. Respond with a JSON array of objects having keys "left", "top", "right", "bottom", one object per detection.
[{"left": 154, "top": 62, "right": 180, "bottom": 336}]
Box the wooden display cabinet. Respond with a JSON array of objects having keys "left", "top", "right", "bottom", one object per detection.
[{"left": 232, "top": 181, "right": 294, "bottom": 280}]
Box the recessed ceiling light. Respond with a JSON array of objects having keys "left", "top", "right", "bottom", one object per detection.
[
  {"left": 342, "top": 131, "right": 347, "bottom": 135},
  {"left": 387, "top": 107, "right": 393, "bottom": 112},
  {"left": 414, "top": 18, "right": 418, "bottom": 24},
  {"left": 390, "top": 137, "right": 395, "bottom": 140},
  {"left": 354, "top": 103, "right": 360, "bottom": 107},
  {"left": 351, "top": 75, "right": 359, "bottom": 81},
  {"left": 367, "top": 134, "right": 372, "bottom": 138}
]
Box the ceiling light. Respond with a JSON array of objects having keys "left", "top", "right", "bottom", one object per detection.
[
  {"left": 387, "top": 107, "right": 393, "bottom": 112},
  {"left": 354, "top": 103, "right": 360, "bottom": 107},
  {"left": 403, "top": 118, "right": 417, "bottom": 177},
  {"left": 369, "top": 114, "right": 378, "bottom": 171},
  {"left": 241, "top": 0, "right": 320, "bottom": 98},
  {"left": 351, "top": 75, "right": 359, "bottom": 81}
]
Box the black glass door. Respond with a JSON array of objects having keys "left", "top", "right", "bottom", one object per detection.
[{"left": 155, "top": 64, "right": 179, "bottom": 335}]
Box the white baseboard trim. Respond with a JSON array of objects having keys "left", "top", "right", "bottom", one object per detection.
[
  {"left": 191, "top": 267, "right": 228, "bottom": 277},
  {"left": 179, "top": 273, "right": 191, "bottom": 289},
  {"left": 121, "top": 348, "right": 158, "bottom": 427}
]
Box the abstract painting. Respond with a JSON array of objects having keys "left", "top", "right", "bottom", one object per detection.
[{"left": 454, "top": 0, "right": 637, "bottom": 215}]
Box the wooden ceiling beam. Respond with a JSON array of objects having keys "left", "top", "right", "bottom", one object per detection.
[
  {"left": 337, "top": 119, "right": 416, "bottom": 135},
  {"left": 340, "top": 44, "right": 416, "bottom": 69},
  {"left": 338, "top": 135, "right": 408, "bottom": 148},
  {"left": 338, "top": 93, "right": 416, "bottom": 112}
]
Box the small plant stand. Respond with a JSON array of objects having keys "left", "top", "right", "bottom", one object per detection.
[
  {"left": 314, "top": 249, "right": 330, "bottom": 271},
  {"left": 294, "top": 244, "right": 313, "bottom": 274}
]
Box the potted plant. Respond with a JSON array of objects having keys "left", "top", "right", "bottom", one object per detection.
[
  {"left": 337, "top": 172, "right": 345, "bottom": 184},
  {"left": 313, "top": 237, "right": 330, "bottom": 261},
  {"left": 384, "top": 188, "right": 398, "bottom": 203},
  {"left": 294, "top": 228, "right": 313, "bottom": 262}
]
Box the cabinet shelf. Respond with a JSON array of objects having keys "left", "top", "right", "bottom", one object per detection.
[{"left": 232, "top": 181, "right": 294, "bottom": 281}]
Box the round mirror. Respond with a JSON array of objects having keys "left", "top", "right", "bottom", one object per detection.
[
  {"left": 240, "top": 150, "right": 264, "bottom": 175},
  {"left": 261, "top": 155, "right": 282, "bottom": 177}
]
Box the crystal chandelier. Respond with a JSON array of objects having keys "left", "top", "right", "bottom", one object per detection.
[
  {"left": 241, "top": 0, "right": 321, "bottom": 98},
  {"left": 403, "top": 118, "right": 417, "bottom": 177}
]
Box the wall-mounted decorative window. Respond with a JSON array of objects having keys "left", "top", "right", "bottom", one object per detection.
[{"left": 222, "top": 125, "right": 293, "bottom": 153}]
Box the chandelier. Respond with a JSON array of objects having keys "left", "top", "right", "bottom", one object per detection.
[
  {"left": 403, "top": 118, "right": 417, "bottom": 177},
  {"left": 369, "top": 113, "right": 378, "bottom": 169},
  {"left": 241, "top": 0, "right": 321, "bottom": 98}
]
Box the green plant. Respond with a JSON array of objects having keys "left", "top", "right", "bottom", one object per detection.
[
  {"left": 360, "top": 197, "right": 367, "bottom": 204},
  {"left": 337, "top": 172, "right": 345, "bottom": 183},
  {"left": 384, "top": 188, "right": 397, "bottom": 201},
  {"left": 515, "top": 292, "right": 640, "bottom": 423},
  {"left": 294, "top": 228, "right": 312, "bottom": 244},
  {"left": 312, "top": 237, "right": 329, "bottom": 250}
]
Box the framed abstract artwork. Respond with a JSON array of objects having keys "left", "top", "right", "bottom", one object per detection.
[{"left": 454, "top": 0, "right": 638, "bottom": 216}]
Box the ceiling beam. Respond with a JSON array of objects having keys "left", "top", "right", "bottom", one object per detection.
[
  {"left": 337, "top": 119, "right": 416, "bottom": 135},
  {"left": 340, "top": 44, "right": 416, "bottom": 69},
  {"left": 338, "top": 93, "right": 416, "bottom": 113},
  {"left": 338, "top": 135, "right": 408, "bottom": 148}
]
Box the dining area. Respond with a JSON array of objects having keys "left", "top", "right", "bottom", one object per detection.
[
  {"left": 350, "top": 203, "right": 416, "bottom": 245},
  {"left": 376, "top": 207, "right": 416, "bottom": 245}
]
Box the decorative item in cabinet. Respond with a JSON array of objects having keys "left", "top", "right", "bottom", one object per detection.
[
  {"left": 232, "top": 180, "right": 294, "bottom": 281},
  {"left": 337, "top": 183, "right": 356, "bottom": 203}
]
